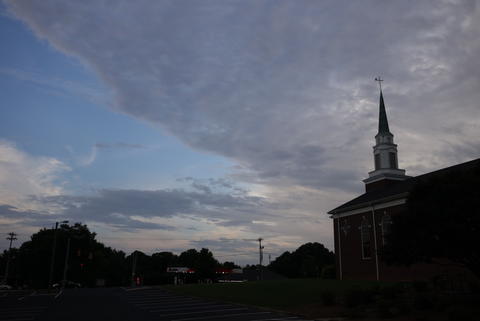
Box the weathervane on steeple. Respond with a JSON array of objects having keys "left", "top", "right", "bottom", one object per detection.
[{"left": 374, "top": 76, "right": 383, "bottom": 92}]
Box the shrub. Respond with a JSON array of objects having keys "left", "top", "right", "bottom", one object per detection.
[
  {"left": 344, "top": 306, "right": 367, "bottom": 319},
  {"left": 320, "top": 264, "right": 336, "bottom": 279},
  {"left": 375, "top": 299, "right": 394, "bottom": 318},
  {"left": 413, "top": 294, "right": 435, "bottom": 310},
  {"left": 412, "top": 280, "right": 429, "bottom": 292},
  {"left": 344, "top": 288, "right": 375, "bottom": 307},
  {"left": 321, "top": 290, "right": 336, "bottom": 306},
  {"left": 379, "top": 283, "right": 404, "bottom": 300},
  {"left": 447, "top": 306, "right": 477, "bottom": 321}
]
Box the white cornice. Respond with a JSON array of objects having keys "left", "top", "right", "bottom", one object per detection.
[{"left": 330, "top": 198, "right": 407, "bottom": 219}]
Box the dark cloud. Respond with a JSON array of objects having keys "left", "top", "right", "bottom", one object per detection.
[
  {"left": 3, "top": 1, "right": 480, "bottom": 258},
  {"left": 94, "top": 142, "right": 146, "bottom": 150},
  {"left": 23, "top": 184, "right": 273, "bottom": 231},
  {"left": 8, "top": 0, "right": 480, "bottom": 193}
]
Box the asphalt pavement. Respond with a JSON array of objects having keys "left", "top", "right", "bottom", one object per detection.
[
  {"left": 0, "top": 287, "right": 317, "bottom": 321},
  {"left": 0, "top": 289, "right": 58, "bottom": 321}
]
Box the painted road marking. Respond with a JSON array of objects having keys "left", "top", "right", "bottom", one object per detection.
[
  {"left": 159, "top": 307, "right": 248, "bottom": 317},
  {"left": 134, "top": 298, "right": 199, "bottom": 305},
  {"left": 149, "top": 304, "right": 234, "bottom": 312},
  {"left": 172, "top": 311, "right": 272, "bottom": 321}
]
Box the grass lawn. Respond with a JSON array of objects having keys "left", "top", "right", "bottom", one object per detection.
[
  {"left": 164, "top": 279, "right": 480, "bottom": 320},
  {"left": 164, "top": 278, "right": 381, "bottom": 309}
]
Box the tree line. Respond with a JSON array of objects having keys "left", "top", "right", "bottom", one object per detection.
[
  {"left": 0, "top": 223, "right": 336, "bottom": 288},
  {"left": 0, "top": 223, "right": 237, "bottom": 288}
]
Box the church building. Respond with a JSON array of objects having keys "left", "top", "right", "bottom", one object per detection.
[{"left": 328, "top": 86, "right": 479, "bottom": 281}]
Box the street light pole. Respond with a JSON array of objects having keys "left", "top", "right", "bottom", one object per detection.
[
  {"left": 48, "top": 220, "right": 68, "bottom": 289},
  {"left": 131, "top": 251, "right": 137, "bottom": 287},
  {"left": 62, "top": 237, "right": 71, "bottom": 289}
]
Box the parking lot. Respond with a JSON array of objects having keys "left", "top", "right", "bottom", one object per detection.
[
  {"left": 0, "top": 287, "right": 317, "bottom": 321},
  {"left": 125, "top": 287, "right": 315, "bottom": 321},
  {"left": 0, "top": 290, "right": 57, "bottom": 321}
]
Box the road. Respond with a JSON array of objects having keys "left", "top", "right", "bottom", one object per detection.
[{"left": 0, "top": 287, "right": 317, "bottom": 321}]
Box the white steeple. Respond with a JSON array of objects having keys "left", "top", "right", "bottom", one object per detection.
[{"left": 363, "top": 83, "right": 408, "bottom": 190}]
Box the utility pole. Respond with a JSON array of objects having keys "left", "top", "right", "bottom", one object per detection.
[
  {"left": 48, "top": 220, "right": 68, "bottom": 289},
  {"left": 131, "top": 251, "right": 137, "bottom": 287},
  {"left": 257, "top": 238, "right": 264, "bottom": 281},
  {"left": 3, "top": 232, "right": 17, "bottom": 284},
  {"left": 257, "top": 238, "right": 264, "bottom": 266},
  {"left": 61, "top": 237, "right": 71, "bottom": 289}
]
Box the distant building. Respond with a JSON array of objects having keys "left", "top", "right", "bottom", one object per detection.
[{"left": 328, "top": 88, "right": 479, "bottom": 281}]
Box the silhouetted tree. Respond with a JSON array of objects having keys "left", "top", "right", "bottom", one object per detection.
[
  {"left": 221, "top": 261, "right": 240, "bottom": 269},
  {"left": 383, "top": 162, "right": 480, "bottom": 277},
  {"left": 268, "top": 242, "right": 334, "bottom": 278},
  {"left": 179, "top": 249, "right": 199, "bottom": 268},
  {"left": 14, "top": 223, "right": 127, "bottom": 288},
  {"left": 195, "top": 248, "right": 219, "bottom": 279},
  {"left": 178, "top": 248, "right": 219, "bottom": 279}
]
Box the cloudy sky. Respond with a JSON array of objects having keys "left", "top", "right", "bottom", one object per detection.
[{"left": 1, "top": 0, "right": 479, "bottom": 265}]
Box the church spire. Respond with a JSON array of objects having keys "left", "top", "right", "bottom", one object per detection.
[
  {"left": 378, "top": 91, "right": 391, "bottom": 135},
  {"left": 363, "top": 78, "right": 408, "bottom": 192}
]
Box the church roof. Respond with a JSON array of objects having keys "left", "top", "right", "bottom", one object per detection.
[
  {"left": 378, "top": 90, "right": 391, "bottom": 135},
  {"left": 328, "top": 158, "right": 480, "bottom": 215}
]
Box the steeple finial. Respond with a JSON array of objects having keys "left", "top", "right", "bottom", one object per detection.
[
  {"left": 375, "top": 77, "right": 390, "bottom": 135},
  {"left": 374, "top": 76, "right": 383, "bottom": 91}
]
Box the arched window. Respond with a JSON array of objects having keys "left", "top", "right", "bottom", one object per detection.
[
  {"left": 360, "top": 216, "right": 372, "bottom": 259},
  {"left": 380, "top": 213, "right": 393, "bottom": 245},
  {"left": 341, "top": 219, "right": 351, "bottom": 236}
]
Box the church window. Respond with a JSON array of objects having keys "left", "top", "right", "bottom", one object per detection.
[
  {"left": 389, "top": 152, "right": 397, "bottom": 169},
  {"left": 341, "top": 219, "right": 351, "bottom": 236},
  {"left": 374, "top": 154, "right": 381, "bottom": 170},
  {"left": 360, "top": 217, "right": 372, "bottom": 259},
  {"left": 380, "top": 213, "right": 393, "bottom": 245}
]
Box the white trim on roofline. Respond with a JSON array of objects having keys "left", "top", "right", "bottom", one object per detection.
[{"left": 330, "top": 198, "right": 407, "bottom": 219}]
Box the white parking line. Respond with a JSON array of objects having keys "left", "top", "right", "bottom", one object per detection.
[
  {"left": 172, "top": 311, "right": 272, "bottom": 321},
  {"left": 250, "top": 318, "right": 307, "bottom": 321},
  {"left": 134, "top": 298, "right": 199, "bottom": 305},
  {"left": 129, "top": 297, "right": 189, "bottom": 303},
  {"left": 251, "top": 317, "right": 301, "bottom": 321},
  {"left": 160, "top": 307, "right": 248, "bottom": 317},
  {"left": 127, "top": 294, "right": 185, "bottom": 299},
  {"left": 128, "top": 293, "right": 172, "bottom": 297},
  {"left": 125, "top": 287, "right": 152, "bottom": 291},
  {"left": 149, "top": 303, "right": 233, "bottom": 312},
  {"left": 0, "top": 307, "right": 45, "bottom": 311},
  {"left": 0, "top": 312, "right": 43, "bottom": 317}
]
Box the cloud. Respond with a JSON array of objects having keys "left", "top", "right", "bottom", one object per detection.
[
  {"left": 94, "top": 142, "right": 146, "bottom": 150},
  {"left": 73, "top": 142, "right": 147, "bottom": 166},
  {"left": 39, "top": 184, "right": 272, "bottom": 228},
  {"left": 3, "top": 1, "right": 480, "bottom": 261},
  {"left": 5, "top": 1, "right": 480, "bottom": 193},
  {"left": 0, "top": 139, "right": 69, "bottom": 211},
  {"left": 0, "top": 68, "right": 107, "bottom": 106},
  {"left": 7, "top": 1, "right": 480, "bottom": 195}
]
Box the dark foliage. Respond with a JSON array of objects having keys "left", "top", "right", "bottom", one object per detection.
[
  {"left": 0, "top": 223, "right": 235, "bottom": 287},
  {"left": 268, "top": 242, "right": 334, "bottom": 278},
  {"left": 382, "top": 162, "right": 480, "bottom": 277}
]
